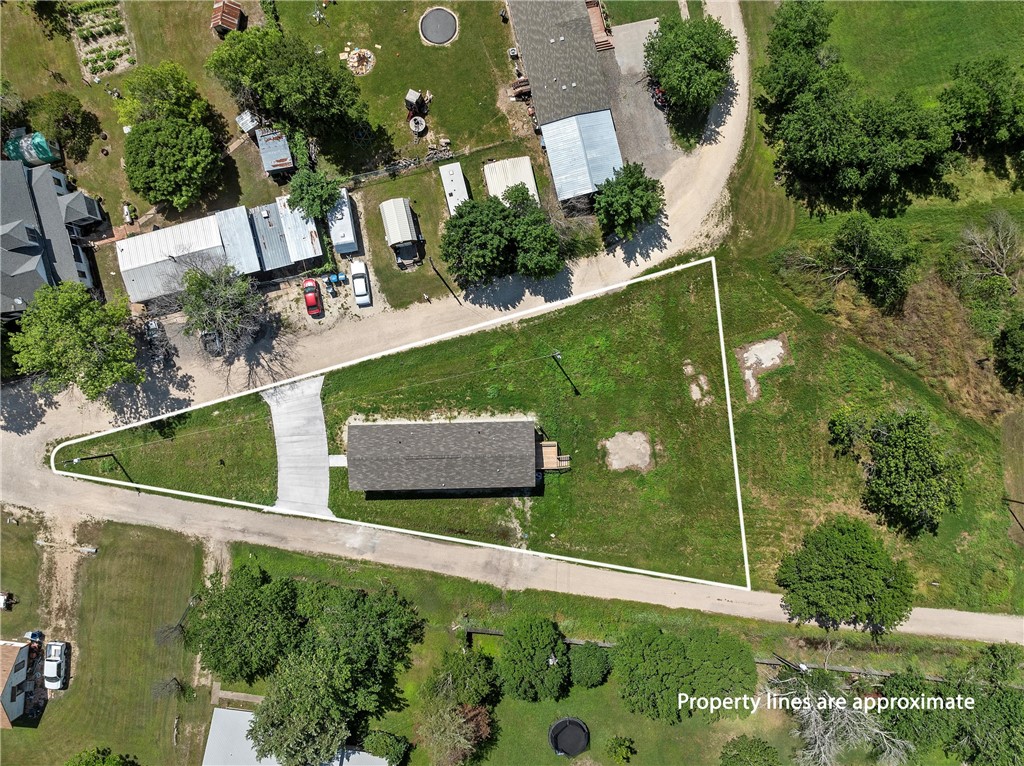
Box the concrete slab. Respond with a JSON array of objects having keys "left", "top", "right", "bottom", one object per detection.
[
  {"left": 329, "top": 455, "right": 348, "bottom": 467},
  {"left": 612, "top": 19, "right": 659, "bottom": 75},
  {"left": 261, "top": 376, "right": 331, "bottom": 516}
]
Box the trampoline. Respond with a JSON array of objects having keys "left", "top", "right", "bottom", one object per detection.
[
  {"left": 548, "top": 718, "right": 590, "bottom": 757},
  {"left": 420, "top": 7, "right": 458, "bottom": 46}
]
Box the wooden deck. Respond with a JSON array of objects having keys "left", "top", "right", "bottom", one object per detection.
[
  {"left": 537, "top": 441, "right": 572, "bottom": 471},
  {"left": 586, "top": 0, "right": 614, "bottom": 51}
]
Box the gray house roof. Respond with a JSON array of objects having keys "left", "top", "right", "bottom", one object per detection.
[
  {"left": 28, "top": 167, "right": 79, "bottom": 284},
  {"left": 58, "top": 190, "right": 99, "bottom": 224},
  {"left": 347, "top": 419, "right": 538, "bottom": 492},
  {"left": 507, "top": 0, "right": 611, "bottom": 125},
  {"left": 2, "top": 162, "right": 50, "bottom": 314}
]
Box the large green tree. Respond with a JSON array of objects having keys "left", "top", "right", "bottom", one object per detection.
[
  {"left": 205, "top": 26, "right": 365, "bottom": 137},
  {"left": 644, "top": 15, "right": 738, "bottom": 135},
  {"left": 940, "top": 56, "right": 1024, "bottom": 158},
  {"left": 116, "top": 61, "right": 212, "bottom": 126},
  {"left": 775, "top": 516, "right": 915, "bottom": 635},
  {"left": 184, "top": 563, "right": 302, "bottom": 684},
  {"left": 439, "top": 195, "right": 514, "bottom": 287},
  {"left": 124, "top": 118, "right": 221, "bottom": 211},
  {"left": 287, "top": 168, "right": 339, "bottom": 221},
  {"left": 503, "top": 184, "right": 562, "bottom": 279},
  {"left": 830, "top": 213, "right": 921, "bottom": 313},
  {"left": 26, "top": 90, "right": 100, "bottom": 162},
  {"left": 994, "top": 309, "right": 1024, "bottom": 394},
  {"left": 10, "top": 282, "right": 143, "bottom": 401},
  {"left": 176, "top": 264, "right": 266, "bottom": 357},
  {"left": 497, "top": 616, "right": 569, "bottom": 702},
  {"left": 594, "top": 162, "right": 666, "bottom": 241}
]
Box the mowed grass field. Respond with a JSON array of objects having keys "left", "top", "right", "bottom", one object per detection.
[
  {"left": 0, "top": 524, "right": 208, "bottom": 766},
  {"left": 0, "top": 511, "right": 44, "bottom": 639}
]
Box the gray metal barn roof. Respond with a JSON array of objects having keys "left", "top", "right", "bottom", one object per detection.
[
  {"left": 507, "top": 0, "right": 610, "bottom": 125},
  {"left": 215, "top": 206, "right": 262, "bottom": 275},
  {"left": 256, "top": 128, "right": 294, "bottom": 174},
  {"left": 379, "top": 198, "right": 416, "bottom": 247},
  {"left": 250, "top": 201, "right": 291, "bottom": 271},
  {"left": 483, "top": 156, "right": 540, "bottom": 203},
  {"left": 347, "top": 419, "right": 538, "bottom": 492},
  {"left": 542, "top": 110, "right": 623, "bottom": 200}
]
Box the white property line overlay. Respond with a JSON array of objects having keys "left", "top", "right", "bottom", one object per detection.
[{"left": 51, "top": 256, "right": 752, "bottom": 592}]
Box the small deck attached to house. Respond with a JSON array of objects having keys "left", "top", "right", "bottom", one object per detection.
[
  {"left": 537, "top": 441, "right": 571, "bottom": 472},
  {"left": 586, "top": 0, "right": 614, "bottom": 51}
]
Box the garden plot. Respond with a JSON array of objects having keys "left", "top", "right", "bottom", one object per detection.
[{"left": 71, "top": 0, "right": 136, "bottom": 78}]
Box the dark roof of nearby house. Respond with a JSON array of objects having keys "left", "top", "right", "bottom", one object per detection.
[
  {"left": 1, "top": 161, "right": 48, "bottom": 313},
  {"left": 507, "top": 0, "right": 610, "bottom": 125},
  {"left": 256, "top": 128, "right": 294, "bottom": 174},
  {"left": 29, "top": 166, "right": 79, "bottom": 283},
  {"left": 347, "top": 420, "right": 538, "bottom": 492},
  {"left": 58, "top": 190, "right": 95, "bottom": 224}
]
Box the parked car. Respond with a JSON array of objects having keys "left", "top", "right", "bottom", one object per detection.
[
  {"left": 350, "top": 261, "right": 372, "bottom": 308},
  {"left": 302, "top": 278, "right": 324, "bottom": 318},
  {"left": 43, "top": 641, "right": 68, "bottom": 691}
]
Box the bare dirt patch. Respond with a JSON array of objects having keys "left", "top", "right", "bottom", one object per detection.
[
  {"left": 599, "top": 431, "right": 653, "bottom": 472},
  {"left": 682, "top": 358, "right": 714, "bottom": 407},
  {"left": 734, "top": 333, "right": 793, "bottom": 402}
]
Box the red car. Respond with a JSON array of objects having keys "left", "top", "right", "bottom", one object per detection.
[{"left": 302, "top": 278, "right": 324, "bottom": 318}]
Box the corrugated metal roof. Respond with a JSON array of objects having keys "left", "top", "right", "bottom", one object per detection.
[
  {"left": 116, "top": 216, "right": 225, "bottom": 302},
  {"left": 328, "top": 187, "right": 358, "bottom": 254},
  {"left": 210, "top": 0, "right": 243, "bottom": 30},
  {"left": 235, "top": 110, "right": 259, "bottom": 133},
  {"left": 256, "top": 128, "right": 293, "bottom": 174},
  {"left": 214, "top": 207, "right": 261, "bottom": 275},
  {"left": 438, "top": 162, "right": 469, "bottom": 216},
  {"left": 250, "top": 201, "right": 291, "bottom": 271},
  {"left": 277, "top": 196, "right": 322, "bottom": 264},
  {"left": 379, "top": 198, "right": 416, "bottom": 247},
  {"left": 482, "top": 157, "right": 540, "bottom": 203},
  {"left": 347, "top": 419, "right": 538, "bottom": 492},
  {"left": 542, "top": 110, "right": 623, "bottom": 200},
  {"left": 506, "top": 0, "right": 610, "bottom": 125}
]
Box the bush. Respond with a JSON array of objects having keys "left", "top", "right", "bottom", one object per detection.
[
  {"left": 719, "top": 735, "right": 783, "bottom": 766},
  {"left": 994, "top": 310, "right": 1024, "bottom": 394},
  {"left": 422, "top": 649, "right": 500, "bottom": 708},
  {"left": 497, "top": 617, "right": 569, "bottom": 702},
  {"left": 569, "top": 642, "right": 610, "bottom": 689},
  {"left": 606, "top": 736, "right": 637, "bottom": 764},
  {"left": 363, "top": 731, "right": 410, "bottom": 766}
]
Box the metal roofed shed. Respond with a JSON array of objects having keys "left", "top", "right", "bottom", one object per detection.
[
  {"left": 214, "top": 206, "right": 261, "bottom": 274},
  {"left": 250, "top": 200, "right": 290, "bottom": 271},
  {"left": 328, "top": 187, "right": 359, "bottom": 255},
  {"left": 438, "top": 162, "right": 469, "bottom": 215},
  {"left": 116, "top": 216, "right": 225, "bottom": 302},
  {"left": 235, "top": 110, "right": 259, "bottom": 135},
  {"left": 483, "top": 156, "right": 540, "bottom": 203},
  {"left": 542, "top": 110, "right": 623, "bottom": 200},
  {"left": 256, "top": 128, "right": 294, "bottom": 176},
  {"left": 276, "top": 196, "right": 322, "bottom": 264},
  {"left": 347, "top": 419, "right": 539, "bottom": 492}
]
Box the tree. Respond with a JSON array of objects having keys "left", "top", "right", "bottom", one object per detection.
[
  {"left": 287, "top": 168, "right": 339, "bottom": 221},
  {"left": 26, "top": 90, "right": 100, "bottom": 162},
  {"left": 0, "top": 77, "right": 26, "bottom": 133},
  {"left": 878, "top": 671, "right": 955, "bottom": 755},
  {"left": 439, "top": 195, "right": 514, "bottom": 287},
  {"left": 830, "top": 214, "right": 921, "bottom": 313},
  {"left": 64, "top": 748, "right": 140, "bottom": 766},
  {"left": 415, "top": 702, "right": 487, "bottom": 766},
  {"left": 775, "top": 516, "right": 915, "bottom": 635},
  {"left": 248, "top": 643, "right": 359, "bottom": 766},
  {"left": 606, "top": 736, "right": 637, "bottom": 764},
  {"left": 175, "top": 263, "right": 267, "bottom": 358},
  {"left": 614, "top": 625, "right": 756, "bottom": 723},
  {"left": 184, "top": 563, "right": 301, "bottom": 684},
  {"left": 362, "top": 731, "right": 410, "bottom": 766},
  {"left": 10, "top": 282, "right": 143, "bottom": 400},
  {"left": 422, "top": 649, "right": 500, "bottom": 708},
  {"left": 205, "top": 26, "right": 365, "bottom": 138},
  {"left": 503, "top": 184, "right": 562, "bottom": 278},
  {"left": 116, "top": 61, "right": 212, "bottom": 126},
  {"left": 569, "top": 642, "right": 610, "bottom": 689},
  {"left": 719, "top": 735, "right": 783, "bottom": 766},
  {"left": 940, "top": 56, "right": 1024, "bottom": 157},
  {"left": 594, "top": 162, "right": 666, "bottom": 241},
  {"left": 124, "top": 118, "right": 222, "bottom": 210},
  {"left": 863, "top": 411, "right": 964, "bottom": 535},
  {"left": 497, "top": 616, "right": 569, "bottom": 701},
  {"left": 644, "top": 15, "right": 738, "bottom": 135},
  {"left": 994, "top": 310, "right": 1024, "bottom": 394}
]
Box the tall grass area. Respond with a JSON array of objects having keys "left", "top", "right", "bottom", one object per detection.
[{"left": 0, "top": 524, "right": 208, "bottom": 766}]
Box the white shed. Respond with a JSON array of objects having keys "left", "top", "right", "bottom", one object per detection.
[
  {"left": 379, "top": 198, "right": 417, "bottom": 247},
  {"left": 438, "top": 162, "right": 469, "bottom": 216},
  {"left": 483, "top": 156, "right": 540, "bottom": 204},
  {"left": 328, "top": 188, "right": 359, "bottom": 255}
]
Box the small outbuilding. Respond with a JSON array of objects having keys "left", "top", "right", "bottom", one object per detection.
[
  {"left": 438, "top": 162, "right": 469, "bottom": 216},
  {"left": 210, "top": 0, "right": 244, "bottom": 35},
  {"left": 328, "top": 188, "right": 359, "bottom": 255},
  {"left": 379, "top": 197, "right": 421, "bottom": 268},
  {"left": 255, "top": 128, "right": 294, "bottom": 177},
  {"left": 483, "top": 156, "right": 540, "bottom": 203},
  {"left": 235, "top": 110, "right": 259, "bottom": 135}
]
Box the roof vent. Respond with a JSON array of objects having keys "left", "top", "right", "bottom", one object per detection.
[
  {"left": 561, "top": 85, "right": 566, "bottom": 90},
  {"left": 571, "top": 82, "right": 576, "bottom": 87},
  {"left": 549, "top": 38, "right": 555, "bottom": 43},
  {"left": 261, "top": 209, "right": 270, "bottom": 219},
  {"left": 559, "top": 36, "right": 565, "bottom": 41}
]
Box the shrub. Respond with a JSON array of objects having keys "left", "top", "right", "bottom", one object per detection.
[
  {"left": 497, "top": 617, "right": 569, "bottom": 702},
  {"left": 569, "top": 642, "right": 610, "bottom": 689},
  {"left": 363, "top": 731, "right": 410, "bottom": 766},
  {"left": 606, "top": 736, "right": 637, "bottom": 764}
]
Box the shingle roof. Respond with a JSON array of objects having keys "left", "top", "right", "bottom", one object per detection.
[
  {"left": 29, "top": 167, "right": 78, "bottom": 284},
  {"left": 347, "top": 419, "right": 538, "bottom": 492},
  {"left": 507, "top": 0, "right": 611, "bottom": 125}
]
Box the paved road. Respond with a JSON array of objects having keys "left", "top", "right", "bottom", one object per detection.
[{"left": 2, "top": 1, "right": 1020, "bottom": 647}]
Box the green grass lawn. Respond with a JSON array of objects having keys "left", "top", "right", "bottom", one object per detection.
[
  {"left": 0, "top": 524, "right": 208, "bottom": 766},
  {"left": 0, "top": 511, "right": 44, "bottom": 638},
  {"left": 828, "top": 1, "right": 1024, "bottom": 103},
  {"left": 60, "top": 393, "right": 278, "bottom": 507},
  {"left": 276, "top": 1, "right": 516, "bottom": 169},
  {"left": 356, "top": 137, "right": 550, "bottom": 308}
]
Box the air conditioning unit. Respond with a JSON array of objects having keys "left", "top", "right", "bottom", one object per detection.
[{"left": 508, "top": 47, "right": 519, "bottom": 59}]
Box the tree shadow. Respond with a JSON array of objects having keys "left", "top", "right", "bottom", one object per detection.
[
  {"left": 63, "top": 109, "right": 102, "bottom": 163},
  {"left": 26, "top": 1, "right": 72, "bottom": 40},
  {"left": 462, "top": 265, "right": 574, "bottom": 310},
  {"left": 618, "top": 211, "right": 670, "bottom": 265},
  {"left": 698, "top": 76, "right": 738, "bottom": 147},
  {"left": 104, "top": 342, "right": 194, "bottom": 426},
  {"left": 319, "top": 119, "right": 396, "bottom": 173},
  {"left": 0, "top": 378, "right": 57, "bottom": 436},
  {"left": 223, "top": 315, "right": 296, "bottom": 391}
]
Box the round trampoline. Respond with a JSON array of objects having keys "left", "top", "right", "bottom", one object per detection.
[
  {"left": 419, "top": 7, "right": 458, "bottom": 46},
  {"left": 548, "top": 718, "right": 590, "bottom": 757}
]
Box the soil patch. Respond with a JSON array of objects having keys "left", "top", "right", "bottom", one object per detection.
[
  {"left": 599, "top": 431, "right": 653, "bottom": 472},
  {"left": 734, "top": 333, "right": 792, "bottom": 401}
]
